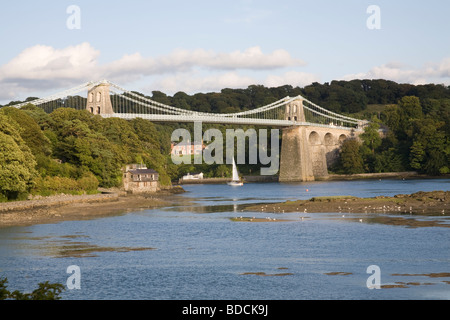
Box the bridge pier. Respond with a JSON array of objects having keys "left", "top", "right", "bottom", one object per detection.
[
  {"left": 279, "top": 98, "right": 358, "bottom": 182},
  {"left": 279, "top": 126, "right": 315, "bottom": 182}
]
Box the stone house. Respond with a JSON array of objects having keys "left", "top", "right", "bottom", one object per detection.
[{"left": 123, "top": 164, "right": 160, "bottom": 194}]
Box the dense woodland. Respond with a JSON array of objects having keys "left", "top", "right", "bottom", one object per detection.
[{"left": 0, "top": 79, "right": 449, "bottom": 201}]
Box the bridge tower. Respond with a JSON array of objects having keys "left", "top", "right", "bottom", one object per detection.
[
  {"left": 284, "top": 98, "right": 305, "bottom": 122},
  {"left": 86, "top": 80, "right": 114, "bottom": 115},
  {"left": 279, "top": 98, "right": 315, "bottom": 182}
]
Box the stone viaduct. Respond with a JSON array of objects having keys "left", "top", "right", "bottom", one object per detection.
[{"left": 279, "top": 98, "right": 362, "bottom": 182}]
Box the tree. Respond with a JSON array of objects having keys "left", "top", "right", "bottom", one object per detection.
[
  {"left": 409, "top": 119, "right": 448, "bottom": 175},
  {"left": 0, "top": 115, "right": 37, "bottom": 200},
  {"left": 337, "top": 139, "right": 364, "bottom": 174},
  {"left": 0, "top": 277, "right": 65, "bottom": 300},
  {"left": 398, "top": 96, "right": 422, "bottom": 120},
  {"left": 360, "top": 116, "right": 382, "bottom": 154},
  {"left": 0, "top": 107, "right": 52, "bottom": 174},
  {"left": 215, "top": 164, "right": 231, "bottom": 178}
]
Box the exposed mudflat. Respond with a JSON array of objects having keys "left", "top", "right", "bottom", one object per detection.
[
  {"left": 244, "top": 191, "right": 450, "bottom": 228},
  {"left": 247, "top": 191, "right": 449, "bottom": 214},
  {"left": 0, "top": 193, "right": 172, "bottom": 228}
]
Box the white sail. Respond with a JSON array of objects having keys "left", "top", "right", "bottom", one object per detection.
[{"left": 232, "top": 158, "right": 240, "bottom": 181}]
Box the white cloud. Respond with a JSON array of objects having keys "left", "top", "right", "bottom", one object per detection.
[
  {"left": 105, "top": 46, "right": 304, "bottom": 81},
  {"left": 150, "top": 70, "right": 320, "bottom": 95},
  {"left": 0, "top": 42, "right": 100, "bottom": 81},
  {"left": 0, "top": 43, "right": 306, "bottom": 101},
  {"left": 150, "top": 72, "right": 257, "bottom": 94},
  {"left": 342, "top": 59, "right": 450, "bottom": 85}
]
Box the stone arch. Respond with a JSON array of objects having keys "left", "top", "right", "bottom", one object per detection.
[
  {"left": 97, "top": 92, "right": 102, "bottom": 103},
  {"left": 89, "top": 93, "right": 94, "bottom": 103},
  {"left": 97, "top": 106, "right": 101, "bottom": 115},
  {"left": 339, "top": 134, "right": 347, "bottom": 144},
  {"left": 324, "top": 133, "right": 334, "bottom": 146},
  {"left": 309, "top": 131, "right": 321, "bottom": 145}
]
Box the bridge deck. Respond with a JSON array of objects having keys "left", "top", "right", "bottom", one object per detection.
[{"left": 102, "top": 113, "right": 360, "bottom": 131}]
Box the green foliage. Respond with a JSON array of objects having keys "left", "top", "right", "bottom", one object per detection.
[
  {"left": 0, "top": 277, "right": 9, "bottom": 299},
  {"left": 360, "top": 116, "right": 382, "bottom": 153},
  {"left": 0, "top": 105, "right": 176, "bottom": 199},
  {"left": 377, "top": 95, "right": 449, "bottom": 175},
  {"left": 32, "top": 172, "right": 99, "bottom": 196},
  {"left": 335, "top": 139, "right": 364, "bottom": 174},
  {"left": 0, "top": 114, "right": 37, "bottom": 200},
  {"left": 0, "top": 277, "right": 65, "bottom": 300},
  {"left": 0, "top": 107, "right": 52, "bottom": 157},
  {"left": 408, "top": 119, "right": 448, "bottom": 175}
]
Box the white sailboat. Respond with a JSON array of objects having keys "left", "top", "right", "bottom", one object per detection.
[{"left": 228, "top": 158, "right": 244, "bottom": 186}]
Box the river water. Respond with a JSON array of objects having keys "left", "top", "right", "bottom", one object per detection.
[{"left": 0, "top": 178, "right": 449, "bottom": 300}]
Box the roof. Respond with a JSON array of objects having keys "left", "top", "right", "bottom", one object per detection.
[
  {"left": 129, "top": 169, "right": 158, "bottom": 174},
  {"left": 172, "top": 141, "right": 204, "bottom": 146}
]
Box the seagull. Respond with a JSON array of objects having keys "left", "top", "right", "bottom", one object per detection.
[{"left": 359, "top": 219, "right": 363, "bottom": 223}]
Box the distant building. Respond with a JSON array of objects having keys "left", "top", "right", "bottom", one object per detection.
[
  {"left": 171, "top": 141, "right": 205, "bottom": 156},
  {"left": 182, "top": 172, "right": 204, "bottom": 181},
  {"left": 123, "top": 164, "right": 160, "bottom": 194}
]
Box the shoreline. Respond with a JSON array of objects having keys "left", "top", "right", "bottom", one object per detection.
[
  {"left": 176, "top": 172, "right": 450, "bottom": 185},
  {"left": 0, "top": 188, "right": 184, "bottom": 229}
]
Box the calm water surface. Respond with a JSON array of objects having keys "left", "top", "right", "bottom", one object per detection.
[{"left": 0, "top": 179, "right": 449, "bottom": 300}]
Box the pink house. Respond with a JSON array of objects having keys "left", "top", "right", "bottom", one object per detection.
[{"left": 171, "top": 141, "right": 205, "bottom": 156}]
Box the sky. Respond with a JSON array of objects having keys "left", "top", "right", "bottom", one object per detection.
[{"left": 0, "top": 0, "right": 449, "bottom": 104}]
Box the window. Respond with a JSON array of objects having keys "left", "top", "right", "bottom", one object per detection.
[{"left": 97, "top": 107, "right": 101, "bottom": 115}]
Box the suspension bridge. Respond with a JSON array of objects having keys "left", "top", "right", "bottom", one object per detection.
[
  {"left": 11, "top": 79, "right": 369, "bottom": 182},
  {"left": 12, "top": 79, "right": 367, "bottom": 130}
]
